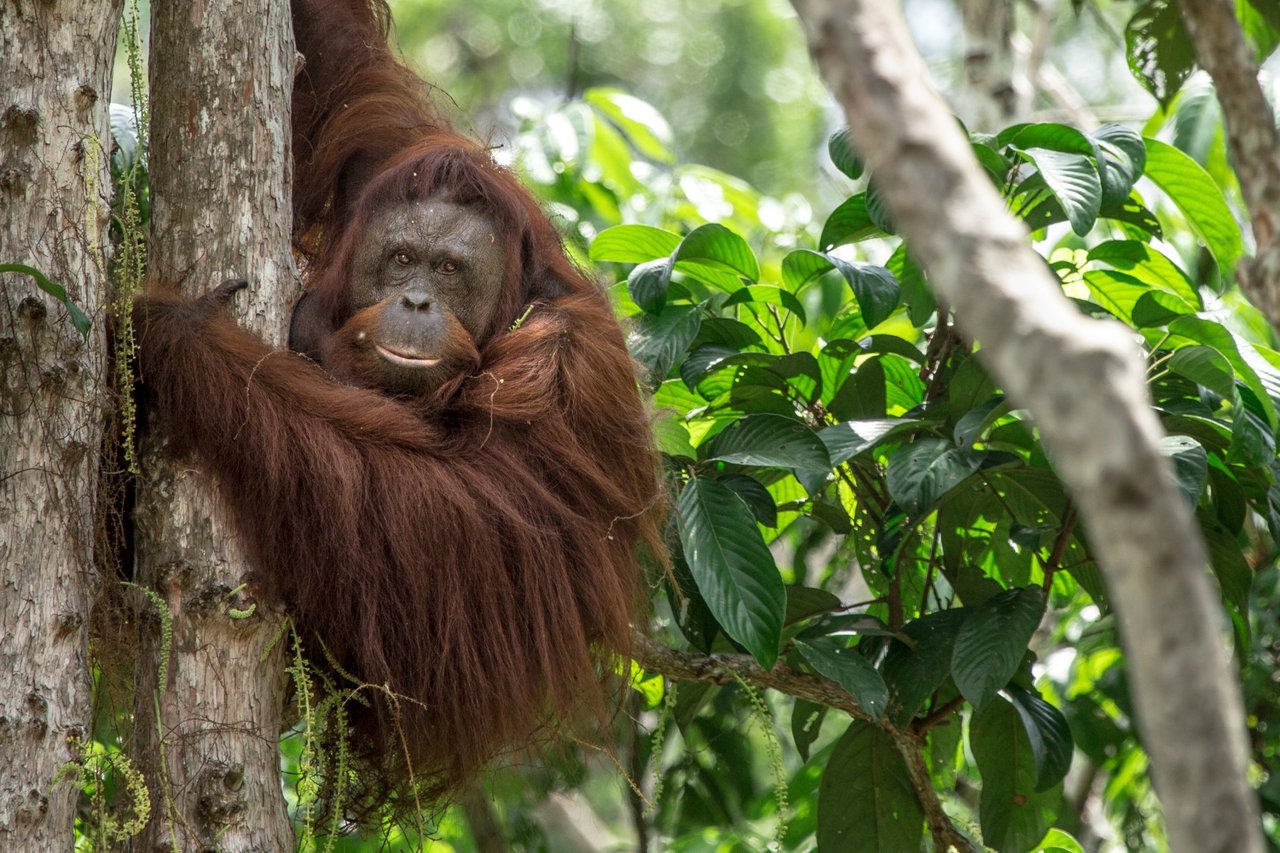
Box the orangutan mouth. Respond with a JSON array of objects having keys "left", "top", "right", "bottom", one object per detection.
[{"left": 375, "top": 344, "right": 443, "bottom": 369}]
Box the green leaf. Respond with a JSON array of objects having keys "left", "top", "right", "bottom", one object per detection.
[
  {"left": 951, "top": 586, "right": 1045, "bottom": 710},
  {"left": 1144, "top": 138, "right": 1244, "bottom": 272},
  {"left": 1004, "top": 684, "right": 1074, "bottom": 791},
  {"left": 653, "top": 416, "right": 696, "bottom": 459},
  {"left": 886, "top": 243, "right": 934, "bottom": 326},
  {"left": 0, "top": 263, "right": 92, "bottom": 338},
  {"left": 1036, "top": 828, "right": 1088, "bottom": 853},
  {"left": 1169, "top": 316, "right": 1276, "bottom": 425},
  {"left": 999, "top": 122, "right": 1095, "bottom": 155},
  {"left": 704, "top": 413, "right": 831, "bottom": 470},
  {"left": 627, "top": 258, "right": 672, "bottom": 314},
  {"left": 673, "top": 223, "right": 759, "bottom": 284},
  {"left": 828, "top": 128, "right": 863, "bottom": 180},
  {"left": 791, "top": 699, "right": 828, "bottom": 763},
  {"left": 1158, "top": 435, "right": 1208, "bottom": 507},
  {"left": 1126, "top": 0, "right": 1197, "bottom": 107},
  {"left": 628, "top": 305, "right": 701, "bottom": 384},
  {"left": 1020, "top": 148, "right": 1101, "bottom": 235},
  {"left": 676, "top": 477, "right": 785, "bottom": 667},
  {"left": 820, "top": 194, "right": 882, "bottom": 250},
  {"left": 972, "top": 698, "right": 1064, "bottom": 853},
  {"left": 829, "top": 356, "right": 887, "bottom": 421},
  {"left": 796, "top": 638, "right": 889, "bottom": 719},
  {"left": 820, "top": 418, "right": 923, "bottom": 466},
  {"left": 1089, "top": 124, "right": 1148, "bottom": 207},
  {"left": 719, "top": 473, "right": 778, "bottom": 527},
  {"left": 886, "top": 437, "right": 986, "bottom": 516},
  {"left": 589, "top": 224, "right": 681, "bottom": 263},
  {"left": 818, "top": 720, "right": 925, "bottom": 852},
  {"left": 881, "top": 609, "right": 969, "bottom": 726},
  {"left": 1086, "top": 240, "right": 1199, "bottom": 307},
  {"left": 782, "top": 250, "right": 899, "bottom": 328},
  {"left": 1168, "top": 345, "right": 1236, "bottom": 399}
]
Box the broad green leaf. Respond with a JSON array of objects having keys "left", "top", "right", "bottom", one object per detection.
[
  {"left": 820, "top": 418, "right": 923, "bottom": 466},
  {"left": 886, "top": 243, "right": 935, "bottom": 326},
  {"left": 972, "top": 698, "right": 1064, "bottom": 853},
  {"left": 818, "top": 720, "right": 925, "bottom": 852},
  {"left": 951, "top": 586, "right": 1045, "bottom": 710},
  {"left": 785, "top": 586, "right": 843, "bottom": 626},
  {"left": 627, "top": 258, "right": 672, "bottom": 314},
  {"left": 999, "top": 122, "right": 1095, "bottom": 155},
  {"left": 723, "top": 285, "right": 809, "bottom": 324},
  {"left": 1202, "top": 514, "right": 1252, "bottom": 613},
  {"left": 1168, "top": 345, "right": 1235, "bottom": 399},
  {"left": 719, "top": 473, "right": 778, "bottom": 527},
  {"left": 676, "top": 477, "right": 785, "bottom": 667},
  {"left": 1082, "top": 269, "right": 1152, "bottom": 321},
  {"left": 782, "top": 250, "right": 900, "bottom": 328},
  {"left": 820, "top": 194, "right": 882, "bottom": 250},
  {"left": 589, "top": 224, "right": 680, "bottom": 263},
  {"left": 1021, "top": 148, "right": 1101, "bottom": 235},
  {"left": 1086, "top": 240, "right": 1199, "bottom": 307},
  {"left": 829, "top": 357, "right": 887, "bottom": 421},
  {"left": 1126, "top": 0, "right": 1197, "bottom": 107},
  {"left": 0, "top": 263, "right": 92, "bottom": 337},
  {"left": 628, "top": 304, "right": 701, "bottom": 383},
  {"left": 1144, "top": 138, "right": 1244, "bottom": 271},
  {"left": 705, "top": 413, "right": 831, "bottom": 470},
  {"left": 886, "top": 437, "right": 986, "bottom": 516},
  {"left": 1089, "top": 124, "right": 1148, "bottom": 208},
  {"left": 796, "top": 637, "right": 889, "bottom": 719},
  {"left": 1158, "top": 435, "right": 1208, "bottom": 506},
  {"left": 1169, "top": 316, "right": 1276, "bottom": 425},
  {"left": 674, "top": 223, "right": 759, "bottom": 283},
  {"left": 653, "top": 416, "right": 696, "bottom": 459},
  {"left": 881, "top": 609, "right": 969, "bottom": 726},
  {"left": 1004, "top": 684, "right": 1074, "bottom": 791},
  {"left": 828, "top": 128, "right": 863, "bottom": 180},
  {"left": 1132, "top": 289, "right": 1195, "bottom": 326}
]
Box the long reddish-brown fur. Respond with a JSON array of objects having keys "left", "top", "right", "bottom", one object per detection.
[{"left": 135, "top": 0, "right": 664, "bottom": 806}]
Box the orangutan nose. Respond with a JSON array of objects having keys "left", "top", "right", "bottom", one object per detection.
[{"left": 401, "top": 287, "right": 434, "bottom": 311}]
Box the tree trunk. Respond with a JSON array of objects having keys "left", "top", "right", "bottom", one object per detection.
[
  {"left": 954, "top": 0, "right": 1025, "bottom": 130},
  {"left": 0, "top": 1, "right": 122, "bottom": 849},
  {"left": 788, "top": 1, "right": 1263, "bottom": 851},
  {"left": 130, "top": 2, "right": 297, "bottom": 849},
  {"left": 1178, "top": 0, "right": 1280, "bottom": 331}
]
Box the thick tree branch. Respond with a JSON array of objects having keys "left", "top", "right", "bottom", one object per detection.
[
  {"left": 786, "top": 2, "right": 1262, "bottom": 851},
  {"left": 1178, "top": 0, "right": 1280, "bottom": 330}
]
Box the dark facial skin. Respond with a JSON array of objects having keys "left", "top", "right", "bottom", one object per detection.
[{"left": 343, "top": 196, "right": 507, "bottom": 394}]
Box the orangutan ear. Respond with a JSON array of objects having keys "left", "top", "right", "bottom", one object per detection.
[{"left": 288, "top": 291, "right": 331, "bottom": 362}]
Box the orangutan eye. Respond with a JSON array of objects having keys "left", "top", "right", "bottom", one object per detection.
[
  {"left": 436, "top": 258, "right": 459, "bottom": 275},
  {"left": 393, "top": 251, "right": 413, "bottom": 266}
]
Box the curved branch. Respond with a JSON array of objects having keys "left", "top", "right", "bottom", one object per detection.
[{"left": 785, "top": 1, "right": 1262, "bottom": 850}]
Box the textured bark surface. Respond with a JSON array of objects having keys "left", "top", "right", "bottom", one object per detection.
[
  {"left": 0, "top": 1, "right": 121, "bottom": 849},
  {"left": 788, "top": 1, "right": 1262, "bottom": 851},
  {"left": 130, "top": 2, "right": 297, "bottom": 849},
  {"left": 955, "top": 0, "right": 1024, "bottom": 130},
  {"left": 1179, "top": 0, "right": 1280, "bottom": 332}
]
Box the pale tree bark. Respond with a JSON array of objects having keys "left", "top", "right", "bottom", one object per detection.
[
  {"left": 1178, "top": 0, "right": 1280, "bottom": 330},
  {"left": 0, "top": 2, "right": 122, "bottom": 849},
  {"left": 788, "top": 2, "right": 1262, "bottom": 851},
  {"left": 130, "top": 2, "right": 297, "bottom": 849},
  {"left": 954, "top": 0, "right": 1028, "bottom": 130}
]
